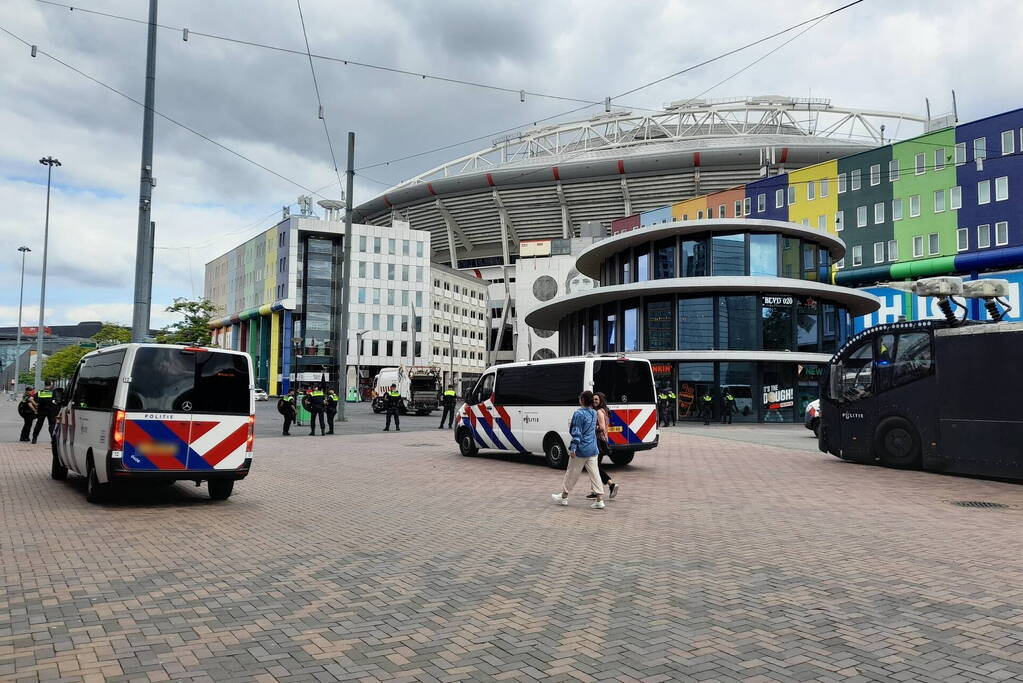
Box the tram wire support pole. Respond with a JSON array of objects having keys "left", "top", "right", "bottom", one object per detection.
[
  {"left": 14, "top": 246, "right": 30, "bottom": 396},
  {"left": 131, "top": 0, "right": 158, "bottom": 343},
  {"left": 336, "top": 132, "right": 355, "bottom": 421},
  {"left": 35, "top": 157, "right": 60, "bottom": 391}
]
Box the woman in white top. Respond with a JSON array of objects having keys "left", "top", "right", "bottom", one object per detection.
[{"left": 590, "top": 392, "right": 619, "bottom": 499}]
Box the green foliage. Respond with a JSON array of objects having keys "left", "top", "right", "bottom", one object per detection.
[
  {"left": 157, "top": 297, "right": 220, "bottom": 346},
  {"left": 42, "top": 345, "right": 87, "bottom": 381},
  {"left": 92, "top": 323, "right": 131, "bottom": 345},
  {"left": 17, "top": 371, "right": 34, "bottom": 386}
]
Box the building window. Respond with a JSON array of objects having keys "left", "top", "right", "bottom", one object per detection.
[
  {"left": 677, "top": 297, "right": 713, "bottom": 350},
  {"left": 838, "top": 172, "right": 847, "bottom": 193},
  {"left": 974, "top": 137, "right": 987, "bottom": 161},
  {"left": 807, "top": 182, "right": 816, "bottom": 200},
  {"left": 892, "top": 198, "right": 903, "bottom": 221},
  {"left": 373, "top": 237, "right": 381, "bottom": 253},
  {"left": 787, "top": 186, "right": 796, "bottom": 205},
  {"left": 928, "top": 233, "right": 940, "bottom": 256},
  {"left": 359, "top": 235, "right": 367, "bottom": 252},
  {"left": 915, "top": 152, "right": 925, "bottom": 175},
  {"left": 856, "top": 206, "right": 867, "bottom": 227},
  {"left": 697, "top": 210, "right": 705, "bottom": 219},
  {"left": 851, "top": 245, "right": 862, "bottom": 266},
  {"left": 835, "top": 257, "right": 845, "bottom": 269},
  {"left": 909, "top": 195, "right": 921, "bottom": 217},
  {"left": 835, "top": 210, "right": 844, "bottom": 231},
  {"left": 873, "top": 242, "right": 885, "bottom": 264},
  {"left": 887, "top": 239, "right": 898, "bottom": 262},
  {"left": 996, "top": 176, "right": 1009, "bottom": 201},
  {"left": 874, "top": 202, "right": 885, "bottom": 224},
  {"left": 978, "top": 224, "right": 991, "bottom": 248},
  {"left": 417, "top": 241, "right": 424, "bottom": 257},
  {"left": 888, "top": 159, "right": 899, "bottom": 182},
  {"left": 912, "top": 235, "right": 924, "bottom": 258},
  {"left": 821, "top": 178, "right": 829, "bottom": 197},
  {"left": 718, "top": 203, "right": 726, "bottom": 217},
  {"left": 996, "top": 221, "right": 1009, "bottom": 246},
  {"left": 933, "top": 189, "right": 945, "bottom": 213},
  {"left": 950, "top": 186, "right": 962, "bottom": 209},
  {"left": 850, "top": 169, "right": 861, "bottom": 190},
  {"left": 801, "top": 218, "right": 810, "bottom": 227},
  {"left": 957, "top": 228, "right": 969, "bottom": 252},
  {"left": 978, "top": 180, "right": 991, "bottom": 205},
  {"left": 934, "top": 148, "right": 946, "bottom": 171},
  {"left": 954, "top": 142, "right": 966, "bottom": 165},
  {"left": 734, "top": 200, "right": 742, "bottom": 217},
  {"left": 818, "top": 215, "right": 827, "bottom": 231},
  {"left": 743, "top": 197, "right": 752, "bottom": 215},
  {"left": 870, "top": 164, "right": 880, "bottom": 185},
  {"left": 757, "top": 193, "right": 766, "bottom": 212},
  {"left": 749, "top": 233, "right": 778, "bottom": 277}
]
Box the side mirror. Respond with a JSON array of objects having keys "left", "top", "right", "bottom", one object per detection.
[{"left": 828, "top": 364, "right": 841, "bottom": 401}]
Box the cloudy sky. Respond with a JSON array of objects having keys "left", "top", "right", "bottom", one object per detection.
[{"left": 1, "top": 0, "right": 1021, "bottom": 329}]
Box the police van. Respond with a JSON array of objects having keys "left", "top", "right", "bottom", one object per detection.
[
  {"left": 51, "top": 343, "right": 255, "bottom": 503},
  {"left": 454, "top": 355, "right": 658, "bottom": 468}
]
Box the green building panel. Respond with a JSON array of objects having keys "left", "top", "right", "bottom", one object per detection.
[
  {"left": 837, "top": 146, "right": 893, "bottom": 269},
  {"left": 890, "top": 128, "right": 958, "bottom": 263}
]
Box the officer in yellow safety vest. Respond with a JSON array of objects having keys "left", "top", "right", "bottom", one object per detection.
[
  {"left": 699, "top": 389, "right": 714, "bottom": 426},
  {"left": 666, "top": 389, "right": 678, "bottom": 426},
  {"left": 32, "top": 382, "right": 57, "bottom": 444},
  {"left": 383, "top": 384, "right": 401, "bottom": 431},
  {"left": 720, "top": 389, "right": 738, "bottom": 425},
  {"left": 278, "top": 390, "right": 297, "bottom": 436},
  {"left": 308, "top": 387, "right": 326, "bottom": 436},
  {"left": 438, "top": 384, "right": 457, "bottom": 430},
  {"left": 657, "top": 390, "right": 670, "bottom": 427}
]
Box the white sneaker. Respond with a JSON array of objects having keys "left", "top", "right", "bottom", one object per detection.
[
  {"left": 590, "top": 500, "right": 606, "bottom": 509},
  {"left": 551, "top": 493, "right": 568, "bottom": 506}
]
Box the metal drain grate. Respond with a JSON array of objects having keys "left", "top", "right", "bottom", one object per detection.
[{"left": 951, "top": 500, "right": 1012, "bottom": 509}]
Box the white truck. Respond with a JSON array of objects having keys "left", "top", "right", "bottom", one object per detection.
[{"left": 371, "top": 366, "right": 442, "bottom": 415}]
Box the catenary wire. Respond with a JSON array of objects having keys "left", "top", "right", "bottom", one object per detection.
[
  {"left": 609, "top": 0, "right": 866, "bottom": 100},
  {"left": 0, "top": 23, "right": 331, "bottom": 199},
  {"left": 295, "top": 0, "right": 343, "bottom": 194}
]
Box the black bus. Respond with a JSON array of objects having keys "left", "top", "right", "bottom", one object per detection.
[{"left": 818, "top": 318, "right": 1023, "bottom": 479}]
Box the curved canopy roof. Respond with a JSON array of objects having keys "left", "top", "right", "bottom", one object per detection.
[{"left": 524, "top": 276, "right": 880, "bottom": 329}]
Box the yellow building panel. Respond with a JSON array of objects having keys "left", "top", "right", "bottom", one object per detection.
[
  {"left": 263, "top": 227, "right": 276, "bottom": 305},
  {"left": 269, "top": 311, "right": 281, "bottom": 396},
  {"left": 671, "top": 196, "right": 708, "bottom": 221},
  {"left": 787, "top": 160, "right": 839, "bottom": 235}
]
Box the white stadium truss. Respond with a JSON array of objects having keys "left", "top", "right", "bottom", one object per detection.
[{"left": 358, "top": 96, "right": 930, "bottom": 262}]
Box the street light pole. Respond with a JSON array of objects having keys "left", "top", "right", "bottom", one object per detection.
[
  {"left": 13, "top": 246, "right": 31, "bottom": 395},
  {"left": 336, "top": 132, "right": 355, "bottom": 421},
  {"left": 131, "top": 0, "right": 158, "bottom": 342},
  {"left": 35, "top": 157, "right": 60, "bottom": 391}
]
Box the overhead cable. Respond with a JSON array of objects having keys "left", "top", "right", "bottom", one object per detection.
[{"left": 295, "top": 0, "right": 343, "bottom": 194}]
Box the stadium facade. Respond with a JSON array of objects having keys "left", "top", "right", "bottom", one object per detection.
[{"left": 355, "top": 96, "right": 930, "bottom": 363}]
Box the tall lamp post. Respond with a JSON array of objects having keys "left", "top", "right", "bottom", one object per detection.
[
  {"left": 13, "top": 246, "right": 31, "bottom": 395},
  {"left": 35, "top": 156, "right": 60, "bottom": 390},
  {"left": 354, "top": 329, "right": 368, "bottom": 401}
]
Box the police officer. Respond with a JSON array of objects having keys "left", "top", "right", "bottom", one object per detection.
[
  {"left": 324, "top": 389, "right": 339, "bottom": 434},
  {"left": 438, "top": 384, "right": 457, "bottom": 429},
  {"left": 383, "top": 383, "right": 401, "bottom": 431},
  {"left": 18, "top": 388, "right": 38, "bottom": 443},
  {"left": 720, "top": 388, "right": 738, "bottom": 425},
  {"left": 698, "top": 389, "right": 715, "bottom": 426},
  {"left": 278, "top": 389, "right": 297, "bottom": 436},
  {"left": 657, "top": 388, "right": 670, "bottom": 427},
  {"left": 307, "top": 386, "right": 326, "bottom": 436},
  {"left": 666, "top": 388, "right": 678, "bottom": 426},
  {"left": 32, "top": 382, "right": 57, "bottom": 444}
]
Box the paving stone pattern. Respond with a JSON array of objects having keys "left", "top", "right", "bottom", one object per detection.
[{"left": 3, "top": 428, "right": 1023, "bottom": 682}]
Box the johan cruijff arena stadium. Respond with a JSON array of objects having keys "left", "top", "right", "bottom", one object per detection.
[{"left": 353, "top": 96, "right": 1023, "bottom": 421}]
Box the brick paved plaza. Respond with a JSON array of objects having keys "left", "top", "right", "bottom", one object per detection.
[{"left": 4, "top": 427, "right": 1023, "bottom": 682}]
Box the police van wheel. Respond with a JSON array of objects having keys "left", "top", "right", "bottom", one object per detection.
[
  {"left": 50, "top": 446, "right": 67, "bottom": 481},
  {"left": 544, "top": 435, "right": 569, "bottom": 470},
  {"left": 85, "top": 459, "right": 109, "bottom": 504},
  {"left": 874, "top": 417, "right": 921, "bottom": 469},
  {"left": 817, "top": 424, "right": 830, "bottom": 454},
  {"left": 458, "top": 430, "right": 478, "bottom": 457},
  {"left": 609, "top": 450, "right": 635, "bottom": 466},
  {"left": 208, "top": 479, "right": 234, "bottom": 500}
]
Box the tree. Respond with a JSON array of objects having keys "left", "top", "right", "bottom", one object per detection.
[
  {"left": 157, "top": 298, "right": 220, "bottom": 346},
  {"left": 92, "top": 323, "right": 131, "bottom": 345}
]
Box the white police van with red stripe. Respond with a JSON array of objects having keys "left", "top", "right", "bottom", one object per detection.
[
  {"left": 51, "top": 343, "right": 255, "bottom": 503},
  {"left": 455, "top": 355, "right": 658, "bottom": 468}
]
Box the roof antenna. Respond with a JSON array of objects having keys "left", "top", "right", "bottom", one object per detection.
[{"left": 951, "top": 89, "right": 959, "bottom": 123}]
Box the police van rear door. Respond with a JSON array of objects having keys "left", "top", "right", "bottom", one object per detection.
[
  {"left": 593, "top": 358, "right": 658, "bottom": 449},
  {"left": 123, "top": 347, "right": 251, "bottom": 472}
]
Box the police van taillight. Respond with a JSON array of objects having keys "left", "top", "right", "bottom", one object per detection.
[
  {"left": 246, "top": 414, "right": 255, "bottom": 452},
  {"left": 110, "top": 409, "right": 126, "bottom": 450}
]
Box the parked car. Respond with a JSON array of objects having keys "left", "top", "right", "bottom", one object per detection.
[
  {"left": 254, "top": 388, "right": 269, "bottom": 401},
  {"left": 804, "top": 399, "right": 820, "bottom": 437}
]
